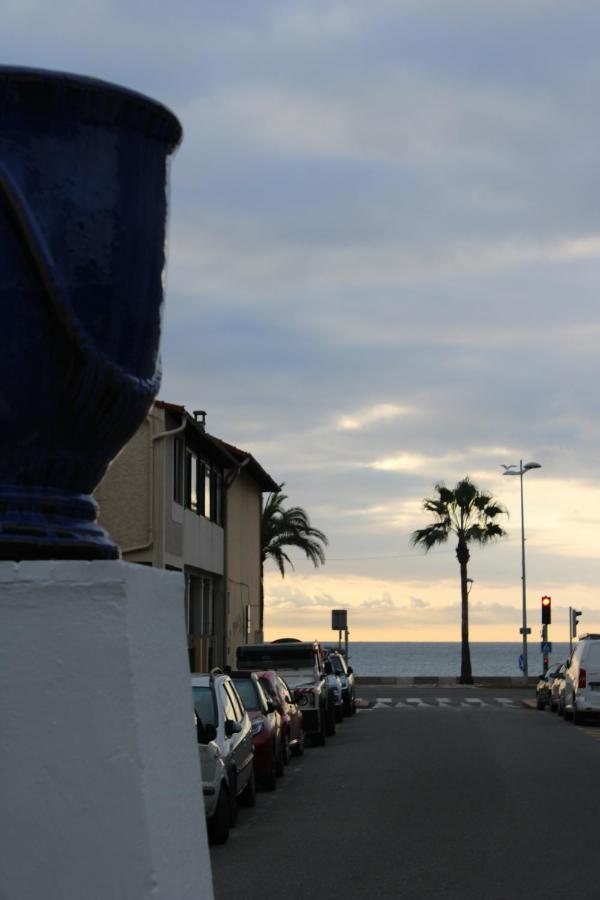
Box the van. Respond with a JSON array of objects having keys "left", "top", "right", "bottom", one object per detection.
[{"left": 563, "top": 634, "right": 600, "bottom": 724}]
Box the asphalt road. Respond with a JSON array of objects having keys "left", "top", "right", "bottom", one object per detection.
[{"left": 210, "top": 686, "right": 600, "bottom": 899}]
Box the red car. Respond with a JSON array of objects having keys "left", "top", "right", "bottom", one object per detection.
[
  {"left": 230, "top": 671, "right": 283, "bottom": 789},
  {"left": 257, "top": 670, "right": 305, "bottom": 762}
]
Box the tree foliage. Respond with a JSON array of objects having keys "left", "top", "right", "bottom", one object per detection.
[
  {"left": 411, "top": 477, "right": 508, "bottom": 683},
  {"left": 262, "top": 485, "right": 328, "bottom": 577}
]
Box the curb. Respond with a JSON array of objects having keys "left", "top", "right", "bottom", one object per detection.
[{"left": 355, "top": 676, "right": 537, "bottom": 687}]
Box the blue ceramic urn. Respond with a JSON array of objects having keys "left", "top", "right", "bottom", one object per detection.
[{"left": 0, "top": 67, "right": 182, "bottom": 559}]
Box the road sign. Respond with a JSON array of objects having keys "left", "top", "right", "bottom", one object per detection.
[
  {"left": 541, "top": 641, "right": 552, "bottom": 653},
  {"left": 519, "top": 627, "right": 532, "bottom": 635},
  {"left": 518, "top": 654, "right": 525, "bottom": 672},
  {"left": 331, "top": 609, "right": 347, "bottom": 630}
]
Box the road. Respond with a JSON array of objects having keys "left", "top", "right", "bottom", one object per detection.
[{"left": 210, "top": 685, "right": 600, "bottom": 899}]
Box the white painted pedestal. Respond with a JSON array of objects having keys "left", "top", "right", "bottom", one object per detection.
[{"left": 0, "top": 561, "right": 214, "bottom": 899}]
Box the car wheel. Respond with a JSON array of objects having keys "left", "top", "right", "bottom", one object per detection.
[
  {"left": 238, "top": 769, "right": 256, "bottom": 808},
  {"left": 282, "top": 734, "right": 290, "bottom": 766},
  {"left": 536, "top": 696, "right": 545, "bottom": 710},
  {"left": 275, "top": 739, "right": 286, "bottom": 777},
  {"left": 351, "top": 693, "right": 356, "bottom": 715},
  {"left": 295, "top": 731, "right": 305, "bottom": 756},
  {"left": 227, "top": 772, "right": 238, "bottom": 826},
  {"left": 313, "top": 708, "right": 326, "bottom": 746},
  {"left": 573, "top": 705, "right": 582, "bottom": 726},
  {"left": 558, "top": 697, "right": 565, "bottom": 717},
  {"left": 325, "top": 702, "right": 336, "bottom": 737},
  {"left": 262, "top": 753, "right": 277, "bottom": 791},
  {"left": 207, "top": 782, "right": 231, "bottom": 845}
]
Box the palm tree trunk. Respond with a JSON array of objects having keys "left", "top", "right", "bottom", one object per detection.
[{"left": 457, "top": 541, "right": 473, "bottom": 684}]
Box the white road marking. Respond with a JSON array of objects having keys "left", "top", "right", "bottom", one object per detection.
[
  {"left": 462, "top": 698, "right": 490, "bottom": 707},
  {"left": 405, "top": 697, "right": 429, "bottom": 707},
  {"left": 372, "top": 697, "right": 393, "bottom": 708},
  {"left": 495, "top": 697, "right": 517, "bottom": 708},
  {"left": 436, "top": 697, "right": 458, "bottom": 708}
]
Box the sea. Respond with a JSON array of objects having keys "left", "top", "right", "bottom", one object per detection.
[{"left": 324, "top": 642, "right": 572, "bottom": 678}]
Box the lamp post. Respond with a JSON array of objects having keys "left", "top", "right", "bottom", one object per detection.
[{"left": 502, "top": 460, "right": 542, "bottom": 682}]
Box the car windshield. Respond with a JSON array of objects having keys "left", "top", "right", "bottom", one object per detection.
[
  {"left": 238, "top": 646, "right": 316, "bottom": 669},
  {"left": 330, "top": 655, "right": 346, "bottom": 675},
  {"left": 192, "top": 686, "right": 217, "bottom": 727},
  {"left": 232, "top": 678, "right": 261, "bottom": 711}
]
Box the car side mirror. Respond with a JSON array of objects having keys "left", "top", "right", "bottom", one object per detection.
[
  {"left": 202, "top": 722, "right": 217, "bottom": 743},
  {"left": 324, "top": 661, "right": 332, "bottom": 675},
  {"left": 266, "top": 701, "right": 276, "bottom": 714},
  {"left": 347, "top": 666, "right": 353, "bottom": 674},
  {"left": 225, "top": 719, "right": 242, "bottom": 738},
  {"left": 285, "top": 695, "right": 292, "bottom": 704}
]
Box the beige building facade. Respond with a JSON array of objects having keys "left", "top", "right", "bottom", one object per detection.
[{"left": 95, "top": 401, "right": 278, "bottom": 671}]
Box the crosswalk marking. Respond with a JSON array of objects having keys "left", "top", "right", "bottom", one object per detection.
[{"left": 365, "top": 696, "right": 526, "bottom": 711}]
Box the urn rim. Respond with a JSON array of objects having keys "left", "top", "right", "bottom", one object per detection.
[{"left": 0, "top": 64, "right": 183, "bottom": 152}]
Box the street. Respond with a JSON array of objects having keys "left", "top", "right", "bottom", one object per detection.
[{"left": 210, "top": 686, "right": 600, "bottom": 899}]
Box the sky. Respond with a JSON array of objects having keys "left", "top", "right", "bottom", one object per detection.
[{"left": 6, "top": 1, "right": 600, "bottom": 648}]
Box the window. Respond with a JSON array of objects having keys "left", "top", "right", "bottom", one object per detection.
[
  {"left": 204, "top": 464, "right": 211, "bottom": 518},
  {"left": 220, "top": 684, "right": 236, "bottom": 723},
  {"left": 232, "top": 678, "right": 260, "bottom": 712},
  {"left": 185, "top": 449, "right": 199, "bottom": 512},
  {"left": 224, "top": 683, "right": 244, "bottom": 723},
  {"left": 173, "top": 438, "right": 183, "bottom": 504},
  {"left": 192, "top": 686, "right": 217, "bottom": 727},
  {"left": 244, "top": 604, "right": 251, "bottom": 639}
]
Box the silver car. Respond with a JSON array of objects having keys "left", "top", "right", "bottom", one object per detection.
[{"left": 192, "top": 670, "right": 255, "bottom": 840}]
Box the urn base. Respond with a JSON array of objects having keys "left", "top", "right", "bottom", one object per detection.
[{"left": 0, "top": 486, "right": 118, "bottom": 560}]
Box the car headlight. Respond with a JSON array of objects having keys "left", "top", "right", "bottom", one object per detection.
[
  {"left": 296, "top": 690, "right": 313, "bottom": 707},
  {"left": 251, "top": 716, "right": 265, "bottom": 735}
]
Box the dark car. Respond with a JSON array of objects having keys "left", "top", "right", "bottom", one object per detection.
[
  {"left": 536, "top": 664, "right": 564, "bottom": 710},
  {"left": 257, "top": 670, "right": 305, "bottom": 761},
  {"left": 230, "top": 671, "right": 283, "bottom": 789}
]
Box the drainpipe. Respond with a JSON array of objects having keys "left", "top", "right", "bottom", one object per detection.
[{"left": 122, "top": 413, "right": 187, "bottom": 557}]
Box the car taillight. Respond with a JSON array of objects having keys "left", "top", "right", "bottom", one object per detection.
[{"left": 578, "top": 668, "right": 587, "bottom": 689}]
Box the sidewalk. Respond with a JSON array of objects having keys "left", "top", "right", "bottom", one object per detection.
[{"left": 355, "top": 676, "right": 537, "bottom": 687}]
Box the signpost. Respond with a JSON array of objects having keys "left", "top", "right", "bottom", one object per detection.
[{"left": 332, "top": 609, "right": 349, "bottom": 660}]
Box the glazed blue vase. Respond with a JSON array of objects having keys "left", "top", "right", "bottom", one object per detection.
[{"left": 0, "top": 67, "right": 182, "bottom": 559}]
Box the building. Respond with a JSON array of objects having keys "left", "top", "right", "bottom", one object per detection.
[{"left": 95, "top": 401, "right": 278, "bottom": 670}]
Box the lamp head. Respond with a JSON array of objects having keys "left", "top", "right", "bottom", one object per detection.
[{"left": 523, "top": 462, "right": 541, "bottom": 471}]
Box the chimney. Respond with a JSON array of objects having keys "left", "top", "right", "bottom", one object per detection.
[{"left": 193, "top": 409, "right": 206, "bottom": 431}]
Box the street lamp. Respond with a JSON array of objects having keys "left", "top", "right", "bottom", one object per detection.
[{"left": 502, "top": 460, "right": 542, "bottom": 682}]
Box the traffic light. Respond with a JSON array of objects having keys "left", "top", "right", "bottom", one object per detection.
[
  {"left": 572, "top": 609, "right": 582, "bottom": 637},
  {"left": 543, "top": 655, "right": 549, "bottom": 672},
  {"left": 541, "top": 595, "right": 551, "bottom": 625}
]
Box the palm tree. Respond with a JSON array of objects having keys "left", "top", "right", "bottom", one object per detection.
[
  {"left": 260, "top": 485, "right": 328, "bottom": 632},
  {"left": 410, "top": 477, "right": 507, "bottom": 684}
]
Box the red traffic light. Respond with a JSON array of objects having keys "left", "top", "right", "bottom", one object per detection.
[{"left": 541, "top": 595, "right": 551, "bottom": 625}]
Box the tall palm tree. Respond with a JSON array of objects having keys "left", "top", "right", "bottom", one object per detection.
[
  {"left": 260, "top": 485, "right": 328, "bottom": 632},
  {"left": 410, "top": 478, "right": 507, "bottom": 684}
]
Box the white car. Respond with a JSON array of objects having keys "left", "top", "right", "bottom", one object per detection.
[
  {"left": 192, "top": 670, "right": 256, "bottom": 841},
  {"left": 197, "top": 728, "right": 230, "bottom": 844},
  {"left": 563, "top": 634, "right": 600, "bottom": 725}
]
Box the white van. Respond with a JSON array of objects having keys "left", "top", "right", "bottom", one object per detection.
[{"left": 564, "top": 634, "right": 600, "bottom": 724}]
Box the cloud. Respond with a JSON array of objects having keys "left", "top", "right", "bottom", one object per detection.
[{"left": 336, "top": 403, "right": 414, "bottom": 431}]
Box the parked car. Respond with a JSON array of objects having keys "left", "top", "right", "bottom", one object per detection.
[
  {"left": 237, "top": 640, "right": 332, "bottom": 746},
  {"left": 536, "top": 664, "right": 564, "bottom": 710},
  {"left": 257, "top": 670, "right": 305, "bottom": 761},
  {"left": 563, "top": 634, "right": 600, "bottom": 724},
  {"left": 230, "top": 670, "right": 283, "bottom": 789},
  {"left": 326, "top": 650, "right": 356, "bottom": 716},
  {"left": 195, "top": 716, "right": 231, "bottom": 844},
  {"left": 549, "top": 663, "right": 567, "bottom": 712},
  {"left": 191, "top": 669, "right": 256, "bottom": 831}
]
